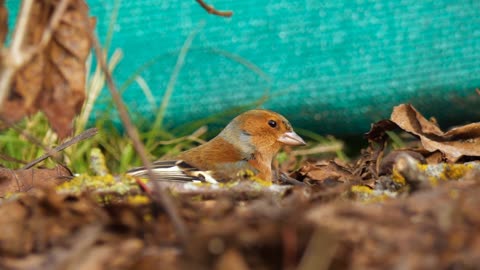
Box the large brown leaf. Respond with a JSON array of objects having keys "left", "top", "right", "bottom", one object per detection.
[
  {"left": 2, "top": 0, "right": 92, "bottom": 138},
  {"left": 0, "top": 165, "right": 72, "bottom": 197},
  {"left": 391, "top": 104, "right": 480, "bottom": 161}
]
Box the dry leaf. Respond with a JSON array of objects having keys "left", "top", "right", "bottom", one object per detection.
[
  {"left": 299, "top": 161, "right": 357, "bottom": 184},
  {"left": 391, "top": 104, "right": 480, "bottom": 161},
  {"left": 40, "top": 0, "right": 92, "bottom": 138},
  {"left": 2, "top": 0, "right": 92, "bottom": 138},
  {"left": 0, "top": 165, "right": 71, "bottom": 197},
  {"left": 364, "top": 119, "right": 399, "bottom": 143}
]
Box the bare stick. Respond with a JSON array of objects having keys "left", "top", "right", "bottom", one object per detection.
[
  {"left": 89, "top": 33, "right": 188, "bottom": 244},
  {"left": 195, "top": 0, "right": 233, "bottom": 17},
  {"left": 22, "top": 128, "right": 98, "bottom": 170},
  {"left": 0, "top": 0, "right": 70, "bottom": 108}
]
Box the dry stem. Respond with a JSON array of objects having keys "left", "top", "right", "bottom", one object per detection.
[
  {"left": 22, "top": 128, "right": 98, "bottom": 170},
  {"left": 195, "top": 0, "right": 233, "bottom": 17},
  {"left": 89, "top": 32, "right": 188, "bottom": 245}
]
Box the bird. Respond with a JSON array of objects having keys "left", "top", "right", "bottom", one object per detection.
[{"left": 127, "top": 109, "right": 306, "bottom": 183}]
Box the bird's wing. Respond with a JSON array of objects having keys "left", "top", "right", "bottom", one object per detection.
[{"left": 126, "top": 160, "right": 218, "bottom": 184}]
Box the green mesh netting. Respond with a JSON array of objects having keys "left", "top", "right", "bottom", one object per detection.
[{"left": 6, "top": 0, "right": 480, "bottom": 135}]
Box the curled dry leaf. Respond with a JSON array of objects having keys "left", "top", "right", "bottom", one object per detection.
[
  {"left": 0, "top": 165, "right": 72, "bottom": 197},
  {"left": 2, "top": 0, "right": 92, "bottom": 138},
  {"left": 391, "top": 104, "right": 480, "bottom": 161},
  {"left": 364, "top": 119, "right": 399, "bottom": 143}
]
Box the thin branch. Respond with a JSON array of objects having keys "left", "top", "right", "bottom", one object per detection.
[
  {"left": 278, "top": 173, "right": 306, "bottom": 186},
  {"left": 22, "top": 128, "right": 98, "bottom": 170},
  {"left": 89, "top": 32, "right": 189, "bottom": 245},
  {"left": 195, "top": 0, "right": 233, "bottom": 17},
  {"left": 0, "top": 0, "right": 70, "bottom": 108}
]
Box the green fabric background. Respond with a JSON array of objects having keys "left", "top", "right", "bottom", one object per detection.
[{"left": 7, "top": 0, "right": 480, "bottom": 135}]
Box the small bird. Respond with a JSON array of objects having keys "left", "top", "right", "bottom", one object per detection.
[{"left": 127, "top": 109, "right": 306, "bottom": 183}]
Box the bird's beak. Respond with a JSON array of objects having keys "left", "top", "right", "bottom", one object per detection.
[{"left": 277, "top": 131, "right": 306, "bottom": 146}]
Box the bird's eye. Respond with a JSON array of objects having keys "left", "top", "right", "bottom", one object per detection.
[{"left": 268, "top": 120, "right": 277, "bottom": 128}]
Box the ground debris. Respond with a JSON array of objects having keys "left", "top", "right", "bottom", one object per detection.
[
  {"left": 0, "top": 161, "right": 479, "bottom": 270},
  {"left": 306, "top": 179, "right": 480, "bottom": 270},
  {"left": 1, "top": 103, "right": 480, "bottom": 269},
  {"left": 0, "top": 189, "right": 104, "bottom": 257}
]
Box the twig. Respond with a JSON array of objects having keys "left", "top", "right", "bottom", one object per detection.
[
  {"left": 22, "top": 128, "right": 98, "bottom": 170},
  {"left": 0, "top": 0, "right": 70, "bottom": 108},
  {"left": 89, "top": 32, "right": 189, "bottom": 245},
  {"left": 195, "top": 0, "right": 233, "bottom": 17},
  {"left": 278, "top": 172, "right": 306, "bottom": 186}
]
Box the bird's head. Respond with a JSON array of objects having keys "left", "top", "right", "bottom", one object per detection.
[{"left": 220, "top": 109, "right": 306, "bottom": 158}]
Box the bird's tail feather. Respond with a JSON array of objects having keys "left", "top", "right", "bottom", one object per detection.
[{"left": 127, "top": 160, "right": 218, "bottom": 184}]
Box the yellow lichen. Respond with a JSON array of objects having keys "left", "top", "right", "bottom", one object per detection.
[
  {"left": 249, "top": 176, "right": 272, "bottom": 187},
  {"left": 363, "top": 194, "right": 390, "bottom": 203},
  {"left": 391, "top": 167, "right": 406, "bottom": 185},
  {"left": 417, "top": 163, "right": 474, "bottom": 183},
  {"left": 236, "top": 169, "right": 256, "bottom": 178},
  {"left": 351, "top": 185, "right": 373, "bottom": 194},
  {"left": 56, "top": 173, "right": 139, "bottom": 195},
  {"left": 127, "top": 195, "right": 150, "bottom": 205},
  {"left": 416, "top": 163, "right": 429, "bottom": 172},
  {"left": 350, "top": 185, "right": 390, "bottom": 203},
  {"left": 441, "top": 163, "right": 473, "bottom": 180},
  {"left": 235, "top": 169, "right": 272, "bottom": 187}
]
